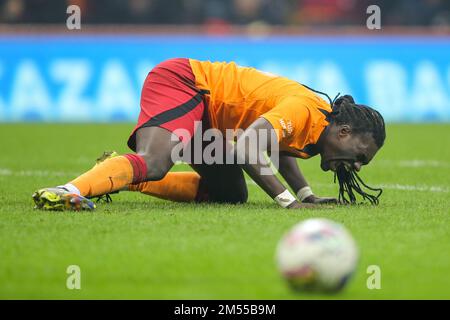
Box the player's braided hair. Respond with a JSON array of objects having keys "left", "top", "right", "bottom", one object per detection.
[
  {"left": 330, "top": 95, "right": 385, "bottom": 205},
  {"left": 330, "top": 95, "right": 385, "bottom": 148},
  {"left": 301, "top": 84, "right": 385, "bottom": 205},
  {"left": 334, "top": 164, "right": 382, "bottom": 205}
]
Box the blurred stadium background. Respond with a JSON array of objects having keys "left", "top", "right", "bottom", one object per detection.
[{"left": 0, "top": 0, "right": 449, "bottom": 123}]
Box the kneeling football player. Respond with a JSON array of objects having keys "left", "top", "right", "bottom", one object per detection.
[{"left": 33, "top": 58, "right": 386, "bottom": 211}]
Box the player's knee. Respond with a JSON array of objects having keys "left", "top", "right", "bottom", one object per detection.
[
  {"left": 233, "top": 186, "right": 248, "bottom": 204},
  {"left": 139, "top": 154, "right": 171, "bottom": 181},
  {"left": 219, "top": 186, "right": 248, "bottom": 204},
  {"left": 146, "top": 165, "right": 168, "bottom": 181},
  {"left": 229, "top": 176, "right": 248, "bottom": 204}
]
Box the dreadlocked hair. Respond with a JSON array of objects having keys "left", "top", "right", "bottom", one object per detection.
[
  {"left": 334, "top": 164, "right": 383, "bottom": 205},
  {"left": 330, "top": 95, "right": 385, "bottom": 205},
  {"left": 331, "top": 95, "right": 386, "bottom": 148},
  {"left": 300, "top": 85, "right": 386, "bottom": 205}
]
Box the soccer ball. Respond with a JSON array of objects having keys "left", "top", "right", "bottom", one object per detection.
[{"left": 275, "top": 218, "right": 358, "bottom": 293}]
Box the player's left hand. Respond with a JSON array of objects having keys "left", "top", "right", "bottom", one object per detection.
[{"left": 302, "top": 195, "right": 338, "bottom": 205}]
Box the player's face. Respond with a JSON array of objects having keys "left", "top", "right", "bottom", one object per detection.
[{"left": 320, "top": 125, "right": 379, "bottom": 172}]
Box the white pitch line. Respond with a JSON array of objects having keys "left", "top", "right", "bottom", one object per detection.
[
  {"left": 1, "top": 167, "right": 448, "bottom": 193},
  {"left": 310, "top": 182, "right": 449, "bottom": 193},
  {"left": 245, "top": 180, "right": 449, "bottom": 193},
  {"left": 0, "top": 168, "right": 79, "bottom": 177},
  {"left": 377, "top": 159, "right": 450, "bottom": 168},
  {"left": 378, "top": 183, "right": 449, "bottom": 193}
]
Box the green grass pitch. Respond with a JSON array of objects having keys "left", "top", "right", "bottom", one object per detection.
[{"left": 0, "top": 123, "right": 449, "bottom": 299}]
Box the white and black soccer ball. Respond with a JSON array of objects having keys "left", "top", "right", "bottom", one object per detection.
[{"left": 275, "top": 218, "right": 358, "bottom": 293}]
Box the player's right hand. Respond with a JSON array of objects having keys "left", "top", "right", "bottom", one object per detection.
[
  {"left": 302, "top": 195, "right": 338, "bottom": 205},
  {"left": 286, "top": 201, "right": 317, "bottom": 209}
]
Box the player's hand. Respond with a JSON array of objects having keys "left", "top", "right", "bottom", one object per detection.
[
  {"left": 302, "top": 195, "right": 338, "bottom": 205},
  {"left": 286, "top": 201, "right": 317, "bottom": 209}
]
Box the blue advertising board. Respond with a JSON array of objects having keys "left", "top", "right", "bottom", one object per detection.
[{"left": 0, "top": 35, "right": 449, "bottom": 122}]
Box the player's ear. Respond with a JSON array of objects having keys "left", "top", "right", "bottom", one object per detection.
[{"left": 338, "top": 125, "right": 352, "bottom": 138}]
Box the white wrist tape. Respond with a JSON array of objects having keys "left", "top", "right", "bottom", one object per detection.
[
  {"left": 297, "top": 186, "right": 314, "bottom": 202},
  {"left": 274, "top": 189, "right": 297, "bottom": 208}
]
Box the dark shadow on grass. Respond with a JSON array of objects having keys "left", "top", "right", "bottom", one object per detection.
[{"left": 93, "top": 199, "right": 341, "bottom": 213}]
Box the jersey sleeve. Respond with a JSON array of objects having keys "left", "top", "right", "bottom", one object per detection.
[{"left": 260, "top": 96, "right": 311, "bottom": 148}]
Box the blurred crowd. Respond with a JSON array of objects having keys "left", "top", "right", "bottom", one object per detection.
[{"left": 1, "top": 0, "right": 449, "bottom": 27}]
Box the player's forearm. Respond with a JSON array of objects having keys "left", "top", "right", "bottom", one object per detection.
[
  {"left": 241, "top": 162, "right": 286, "bottom": 199},
  {"left": 278, "top": 155, "right": 309, "bottom": 194},
  {"left": 235, "top": 118, "right": 299, "bottom": 206}
]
